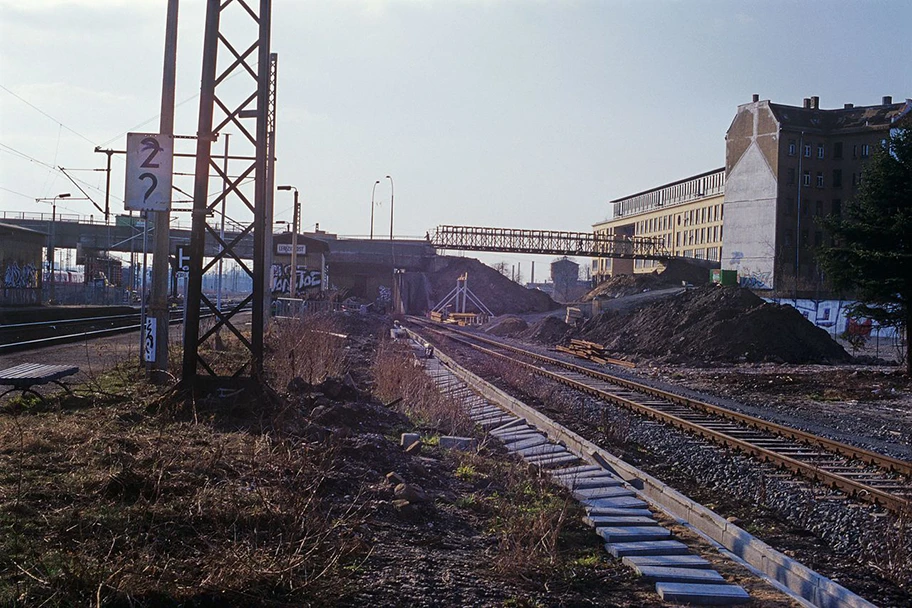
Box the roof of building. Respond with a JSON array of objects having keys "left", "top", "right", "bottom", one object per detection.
[{"left": 769, "top": 99, "right": 911, "bottom": 134}]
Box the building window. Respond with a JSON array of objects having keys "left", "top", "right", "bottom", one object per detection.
[
  {"left": 803, "top": 171, "right": 811, "bottom": 186},
  {"left": 861, "top": 144, "right": 870, "bottom": 158},
  {"left": 804, "top": 144, "right": 812, "bottom": 158},
  {"left": 814, "top": 231, "right": 823, "bottom": 248},
  {"left": 831, "top": 199, "right": 841, "bottom": 216},
  {"left": 787, "top": 167, "right": 795, "bottom": 184},
  {"left": 816, "top": 172, "right": 824, "bottom": 187},
  {"left": 788, "top": 140, "right": 797, "bottom": 156},
  {"left": 802, "top": 201, "right": 809, "bottom": 216},
  {"left": 852, "top": 144, "right": 858, "bottom": 159},
  {"left": 784, "top": 229, "right": 793, "bottom": 247},
  {"left": 833, "top": 169, "right": 842, "bottom": 188},
  {"left": 784, "top": 197, "right": 794, "bottom": 216},
  {"left": 852, "top": 173, "right": 857, "bottom": 187},
  {"left": 817, "top": 144, "right": 825, "bottom": 159},
  {"left": 815, "top": 200, "right": 823, "bottom": 216},
  {"left": 834, "top": 142, "right": 843, "bottom": 159},
  {"left": 801, "top": 229, "right": 809, "bottom": 247}
]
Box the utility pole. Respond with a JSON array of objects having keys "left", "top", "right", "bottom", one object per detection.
[
  {"left": 149, "top": 0, "right": 179, "bottom": 381},
  {"left": 93, "top": 147, "right": 115, "bottom": 222}
]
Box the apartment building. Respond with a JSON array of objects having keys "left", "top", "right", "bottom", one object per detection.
[
  {"left": 722, "top": 94, "right": 910, "bottom": 293},
  {"left": 593, "top": 94, "right": 910, "bottom": 292}
]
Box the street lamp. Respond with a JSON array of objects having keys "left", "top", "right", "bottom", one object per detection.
[
  {"left": 386, "top": 175, "right": 394, "bottom": 241},
  {"left": 35, "top": 192, "right": 71, "bottom": 303},
  {"left": 277, "top": 185, "right": 300, "bottom": 298},
  {"left": 370, "top": 180, "right": 380, "bottom": 239}
]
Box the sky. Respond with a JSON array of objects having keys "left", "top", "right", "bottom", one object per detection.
[{"left": 1, "top": 0, "right": 910, "bottom": 277}]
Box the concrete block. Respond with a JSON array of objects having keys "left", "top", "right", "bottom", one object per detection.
[
  {"left": 583, "top": 496, "right": 648, "bottom": 510},
  {"left": 438, "top": 436, "right": 477, "bottom": 451},
  {"left": 478, "top": 416, "right": 516, "bottom": 429},
  {"left": 605, "top": 540, "right": 690, "bottom": 558},
  {"left": 516, "top": 443, "right": 566, "bottom": 458},
  {"left": 489, "top": 422, "right": 531, "bottom": 436},
  {"left": 496, "top": 429, "right": 543, "bottom": 442},
  {"left": 584, "top": 515, "right": 658, "bottom": 528},
  {"left": 655, "top": 583, "right": 750, "bottom": 605},
  {"left": 400, "top": 432, "right": 420, "bottom": 447},
  {"left": 586, "top": 507, "right": 653, "bottom": 518},
  {"left": 526, "top": 453, "right": 580, "bottom": 468},
  {"left": 573, "top": 486, "right": 636, "bottom": 501},
  {"left": 503, "top": 435, "right": 549, "bottom": 451},
  {"left": 550, "top": 464, "right": 603, "bottom": 476},
  {"left": 623, "top": 555, "right": 713, "bottom": 570},
  {"left": 597, "top": 526, "right": 672, "bottom": 543},
  {"left": 554, "top": 475, "right": 623, "bottom": 490},
  {"left": 636, "top": 566, "right": 725, "bottom": 584}
]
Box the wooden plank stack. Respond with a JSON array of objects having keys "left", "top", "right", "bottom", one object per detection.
[{"left": 555, "top": 339, "right": 635, "bottom": 368}]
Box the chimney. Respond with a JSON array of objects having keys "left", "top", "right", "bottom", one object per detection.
[
  {"left": 811, "top": 96, "right": 819, "bottom": 109},
  {"left": 844, "top": 103, "right": 854, "bottom": 109},
  {"left": 883, "top": 95, "right": 893, "bottom": 105},
  {"left": 803, "top": 98, "right": 811, "bottom": 109},
  {"left": 752, "top": 93, "right": 759, "bottom": 102}
]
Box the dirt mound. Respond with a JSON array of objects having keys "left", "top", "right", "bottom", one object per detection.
[
  {"left": 584, "top": 258, "right": 713, "bottom": 301},
  {"left": 483, "top": 316, "right": 528, "bottom": 337},
  {"left": 428, "top": 257, "right": 558, "bottom": 316},
  {"left": 577, "top": 285, "right": 850, "bottom": 365},
  {"left": 522, "top": 316, "right": 572, "bottom": 345}
]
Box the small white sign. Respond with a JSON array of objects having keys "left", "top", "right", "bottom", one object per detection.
[
  {"left": 175, "top": 246, "right": 191, "bottom": 272},
  {"left": 125, "top": 132, "right": 173, "bottom": 212},
  {"left": 276, "top": 243, "right": 307, "bottom": 255},
  {"left": 143, "top": 317, "right": 156, "bottom": 362}
]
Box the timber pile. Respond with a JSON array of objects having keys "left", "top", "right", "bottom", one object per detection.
[{"left": 555, "top": 339, "right": 635, "bottom": 369}]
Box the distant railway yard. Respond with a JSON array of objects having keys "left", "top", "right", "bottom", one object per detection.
[{"left": 1, "top": 273, "right": 910, "bottom": 607}]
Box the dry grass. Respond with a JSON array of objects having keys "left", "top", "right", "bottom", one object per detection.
[
  {"left": 371, "top": 338, "right": 474, "bottom": 436},
  {"left": 266, "top": 314, "right": 348, "bottom": 388},
  {"left": 0, "top": 364, "right": 362, "bottom": 606}
]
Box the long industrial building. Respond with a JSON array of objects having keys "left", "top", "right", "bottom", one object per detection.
[{"left": 594, "top": 94, "right": 911, "bottom": 295}]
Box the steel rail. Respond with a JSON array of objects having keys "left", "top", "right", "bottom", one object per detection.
[
  {"left": 415, "top": 319, "right": 912, "bottom": 476},
  {"left": 412, "top": 319, "right": 911, "bottom": 513}
]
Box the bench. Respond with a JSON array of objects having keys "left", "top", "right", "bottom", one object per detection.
[{"left": 0, "top": 363, "right": 80, "bottom": 402}]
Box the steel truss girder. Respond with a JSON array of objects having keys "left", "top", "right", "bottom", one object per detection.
[
  {"left": 431, "top": 225, "right": 669, "bottom": 259},
  {"left": 182, "top": 0, "right": 274, "bottom": 388}
]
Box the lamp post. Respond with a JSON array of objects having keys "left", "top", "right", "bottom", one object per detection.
[
  {"left": 277, "top": 185, "right": 300, "bottom": 298},
  {"left": 370, "top": 180, "right": 380, "bottom": 239},
  {"left": 35, "top": 192, "right": 71, "bottom": 303},
  {"left": 386, "top": 174, "right": 394, "bottom": 241}
]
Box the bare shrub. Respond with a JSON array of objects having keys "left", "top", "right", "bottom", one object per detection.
[
  {"left": 266, "top": 314, "right": 348, "bottom": 388},
  {"left": 372, "top": 339, "right": 474, "bottom": 436}
]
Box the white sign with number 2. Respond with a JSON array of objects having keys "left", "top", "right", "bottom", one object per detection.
[{"left": 125, "top": 132, "right": 173, "bottom": 212}]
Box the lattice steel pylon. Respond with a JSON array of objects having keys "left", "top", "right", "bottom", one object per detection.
[{"left": 182, "top": 0, "right": 275, "bottom": 392}]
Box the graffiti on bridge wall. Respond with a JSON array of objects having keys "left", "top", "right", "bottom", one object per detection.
[
  {"left": 270, "top": 264, "right": 321, "bottom": 295},
  {"left": 4, "top": 261, "right": 38, "bottom": 288}
]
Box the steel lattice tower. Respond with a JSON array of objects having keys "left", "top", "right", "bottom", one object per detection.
[{"left": 182, "top": 0, "right": 276, "bottom": 391}]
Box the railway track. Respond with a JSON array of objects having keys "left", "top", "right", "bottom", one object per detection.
[
  {"left": 410, "top": 318, "right": 912, "bottom": 514},
  {"left": 0, "top": 305, "right": 247, "bottom": 353}
]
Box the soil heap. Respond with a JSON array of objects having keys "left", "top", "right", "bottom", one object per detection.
[
  {"left": 584, "top": 258, "right": 713, "bottom": 301},
  {"left": 482, "top": 315, "right": 528, "bottom": 337},
  {"left": 577, "top": 284, "right": 851, "bottom": 364},
  {"left": 428, "top": 257, "right": 559, "bottom": 316},
  {"left": 522, "top": 315, "right": 572, "bottom": 345}
]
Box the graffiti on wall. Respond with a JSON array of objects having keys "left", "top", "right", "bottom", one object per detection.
[
  {"left": 765, "top": 297, "right": 898, "bottom": 339},
  {"left": 4, "top": 261, "right": 38, "bottom": 288},
  {"left": 739, "top": 269, "right": 772, "bottom": 290},
  {"left": 270, "top": 264, "right": 321, "bottom": 295}
]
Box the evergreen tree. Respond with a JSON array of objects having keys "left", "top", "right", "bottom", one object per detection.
[{"left": 818, "top": 127, "right": 912, "bottom": 373}]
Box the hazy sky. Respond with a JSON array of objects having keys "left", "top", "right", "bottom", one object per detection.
[{"left": 1, "top": 0, "right": 909, "bottom": 272}]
